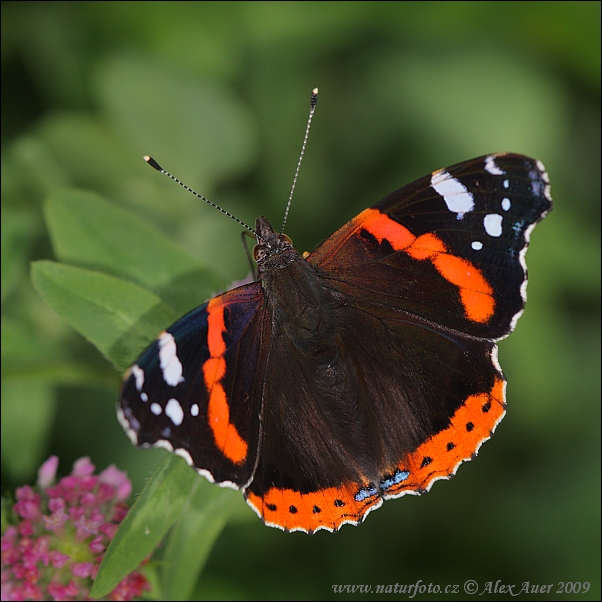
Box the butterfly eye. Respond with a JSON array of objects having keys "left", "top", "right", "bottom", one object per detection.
[{"left": 253, "top": 244, "right": 264, "bottom": 262}]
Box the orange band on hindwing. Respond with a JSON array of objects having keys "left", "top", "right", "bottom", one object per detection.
[
  {"left": 246, "top": 481, "right": 381, "bottom": 533},
  {"left": 383, "top": 377, "right": 506, "bottom": 498}
]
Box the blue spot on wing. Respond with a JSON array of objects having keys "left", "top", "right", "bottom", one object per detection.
[
  {"left": 355, "top": 486, "right": 379, "bottom": 502},
  {"left": 380, "top": 470, "right": 410, "bottom": 492}
]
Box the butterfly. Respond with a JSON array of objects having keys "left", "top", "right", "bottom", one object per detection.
[{"left": 118, "top": 94, "right": 551, "bottom": 533}]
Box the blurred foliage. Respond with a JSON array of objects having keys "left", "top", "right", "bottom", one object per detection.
[{"left": 1, "top": 1, "right": 600, "bottom": 600}]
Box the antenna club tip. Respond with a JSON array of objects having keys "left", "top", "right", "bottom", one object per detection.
[
  {"left": 310, "top": 88, "right": 318, "bottom": 109},
  {"left": 144, "top": 155, "right": 163, "bottom": 172},
  {"left": 312, "top": 87, "right": 318, "bottom": 95}
]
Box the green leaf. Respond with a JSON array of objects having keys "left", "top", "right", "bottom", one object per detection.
[
  {"left": 94, "top": 55, "right": 257, "bottom": 188},
  {"left": 162, "top": 480, "right": 238, "bottom": 600},
  {"left": 91, "top": 454, "right": 198, "bottom": 600},
  {"left": 31, "top": 261, "right": 176, "bottom": 370},
  {"left": 2, "top": 316, "right": 117, "bottom": 388},
  {"left": 37, "top": 113, "right": 132, "bottom": 192},
  {"left": 44, "top": 189, "right": 226, "bottom": 315}
]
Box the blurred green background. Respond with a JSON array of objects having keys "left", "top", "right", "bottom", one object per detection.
[{"left": 2, "top": 2, "right": 600, "bottom": 600}]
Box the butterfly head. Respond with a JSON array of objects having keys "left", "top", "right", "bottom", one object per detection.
[{"left": 253, "top": 216, "right": 295, "bottom": 270}]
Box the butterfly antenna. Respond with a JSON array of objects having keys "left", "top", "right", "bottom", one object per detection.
[
  {"left": 280, "top": 87, "right": 318, "bottom": 234},
  {"left": 143, "top": 156, "right": 259, "bottom": 238}
]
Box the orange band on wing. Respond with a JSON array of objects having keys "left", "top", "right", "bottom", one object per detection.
[
  {"left": 431, "top": 254, "right": 494, "bottom": 323},
  {"left": 204, "top": 298, "right": 248, "bottom": 464},
  {"left": 246, "top": 481, "right": 381, "bottom": 533},
  {"left": 359, "top": 208, "right": 495, "bottom": 323},
  {"left": 383, "top": 377, "right": 506, "bottom": 498},
  {"left": 358, "top": 209, "right": 416, "bottom": 250}
]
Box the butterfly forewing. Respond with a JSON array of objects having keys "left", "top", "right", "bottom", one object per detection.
[
  {"left": 309, "top": 153, "right": 552, "bottom": 340},
  {"left": 119, "top": 283, "right": 266, "bottom": 488}
]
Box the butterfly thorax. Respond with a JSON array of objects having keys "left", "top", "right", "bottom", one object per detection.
[{"left": 254, "top": 216, "right": 342, "bottom": 356}]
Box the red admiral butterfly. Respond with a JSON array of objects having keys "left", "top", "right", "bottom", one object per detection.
[{"left": 118, "top": 91, "right": 552, "bottom": 533}]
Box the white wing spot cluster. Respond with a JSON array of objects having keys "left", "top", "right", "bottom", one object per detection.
[
  {"left": 431, "top": 170, "right": 474, "bottom": 219},
  {"left": 158, "top": 332, "right": 184, "bottom": 386},
  {"left": 165, "top": 398, "right": 184, "bottom": 426},
  {"left": 471, "top": 155, "right": 515, "bottom": 249}
]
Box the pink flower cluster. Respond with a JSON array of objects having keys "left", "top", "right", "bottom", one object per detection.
[{"left": 1, "top": 457, "right": 149, "bottom": 601}]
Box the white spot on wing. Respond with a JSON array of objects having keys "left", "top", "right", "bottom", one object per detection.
[
  {"left": 503, "top": 180, "right": 509, "bottom": 189},
  {"left": 158, "top": 332, "right": 184, "bottom": 386},
  {"left": 472, "top": 241, "right": 483, "bottom": 251},
  {"left": 485, "top": 155, "right": 505, "bottom": 175},
  {"left": 484, "top": 214, "right": 503, "bottom": 237},
  {"left": 431, "top": 170, "right": 474, "bottom": 219},
  {"left": 150, "top": 403, "right": 162, "bottom": 415},
  {"left": 191, "top": 404, "right": 199, "bottom": 417},
  {"left": 140, "top": 392, "right": 148, "bottom": 402},
  {"left": 165, "top": 398, "right": 184, "bottom": 426},
  {"left": 132, "top": 365, "right": 144, "bottom": 391},
  {"left": 501, "top": 198, "right": 511, "bottom": 211}
]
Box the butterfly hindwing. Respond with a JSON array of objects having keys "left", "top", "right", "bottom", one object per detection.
[
  {"left": 244, "top": 291, "right": 505, "bottom": 531},
  {"left": 334, "top": 298, "right": 506, "bottom": 497}
]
